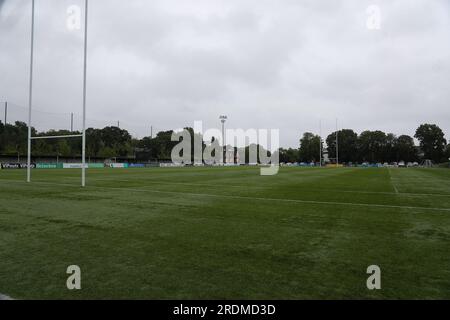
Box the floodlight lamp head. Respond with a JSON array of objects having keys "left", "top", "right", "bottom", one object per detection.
[{"left": 219, "top": 115, "right": 227, "bottom": 123}]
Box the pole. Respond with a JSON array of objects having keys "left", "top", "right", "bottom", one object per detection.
[
  {"left": 117, "top": 121, "right": 119, "bottom": 128},
  {"left": 27, "top": 0, "right": 35, "bottom": 183},
  {"left": 319, "top": 120, "right": 322, "bottom": 167},
  {"left": 219, "top": 116, "right": 227, "bottom": 165},
  {"left": 71, "top": 112, "right": 73, "bottom": 131},
  {"left": 335, "top": 118, "right": 339, "bottom": 166},
  {"left": 222, "top": 121, "right": 225, "bottom": 165},
  {"left": 4, "top": 101, "right": 7, "bottom": 125},
  {"left": 81, "top": 0, "right": 88, "bottom": 187},
  {"left": 150, "top": 125, "right": 153, "bottom": 139}
]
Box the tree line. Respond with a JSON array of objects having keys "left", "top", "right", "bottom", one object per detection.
[
  {"left": 1, "top": 121, "right": 449, "bottom": 164},
  {"left": 0, "top": 121, "right": 137, "bottom": 159},
  {"left": 0, "top": 122, "right": 268, "bottom": 163},
  {"left": 279, "top": 124, "right": 449, "bottom": 164}
]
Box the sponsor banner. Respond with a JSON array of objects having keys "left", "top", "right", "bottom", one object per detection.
[
  {"left": 63, "top": 163, "right": 103, "bottom": 169},
  {"left": 129, "top": 163, "right": 145, "bottom": 168},
  {"left": 36, "top": 163, "right": 58, "bottom": 169},
  {"left": 1, "top": 163, "right": 36, "bottom": 169},
  {"left": 33, "top": 163, "right": 104, "bottom": 169},
  {"left": 1, "top": 163, "right": 21, "bottom": 169},
  {"left": 108, "top": 163, "right": 128, "bottom": 168},
  {"left": 160, "top": 163, "right": 184, "bottom": 167},
  {"left": 63, "top": 163, "right": 84, "bottom": 169}
]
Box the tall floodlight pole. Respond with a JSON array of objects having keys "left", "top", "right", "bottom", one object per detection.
[
  {"left": 70, "top": 113, "right": 73, "bottom": 131},
  {"left": 219, "top": 115, "right": 227, "bottom": 165},
  {"left": 319, "top": 120, "right": 322, "bottom": 167},
  {"left": 27, "top": 0, "right": 35, "bottom": 182},
  {"left": 4, "top": 101, "right": 7, "bottom": 125},
  {"left": 81, "top": 0, "right": 89, "bottom": 187},
  {"left": 335, "top": 118, "right": 339, "bottom": 166}
]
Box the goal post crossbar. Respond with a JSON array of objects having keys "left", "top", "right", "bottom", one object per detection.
[
  {"left": 30, "top": 134, "right": 83, "bottom": 140},
  {"left": 27, "top": 133, "right": 86, "bottom": 185}
]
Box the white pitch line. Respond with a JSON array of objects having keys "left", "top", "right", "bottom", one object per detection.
[
  {"left": 88, "top": 177, "right": 450, "bottom": 198},
  {"left": 387, "top": 168, "right": 399, "bottom": 194},
  {"left": 1, "top": 179, "right": 450, "bottom": 212},
  {"left": 393, "top": 184, "right": 399, "bottom": 194},
  {"left": 102, "top": 185, "right": 450, "bottom": 212}
]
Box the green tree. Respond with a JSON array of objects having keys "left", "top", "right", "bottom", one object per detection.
[
  {"left": 395, "top": 135, "right": 417, "bottom": 162},
  {"left": 137, "top": 130, "right": 178, "bottom": 161},
  {"left": 86, "top": 128, "right": 104, "bottom": 157},
  {"left": 384, "top": 133, "right": 397, "bottom": 163},
  {"left": 100, "top": 126, "right": 132, "bottom": 156},
  {"left": 279, "top": 147, "right": 299, "bottom": 163},
  {"left": 326, "top": 129, "right": 358, "bottom": 163},
  {"left": 445, "top": 144, "right": 450, "bottom": 161},
  {"left": 243, "top": 144, "right": 269, "bottom": 164},
  {"left": 182, "top": 127, "right": 205, "bottom": 163},
  {"left": 57, "top": 140, "right": 71, "bottom": 157},
  {"left": 1, "top": 121, "right": 35, "bottom": 156},
  {"left": 414, "top": 124, "right": 447, "bottom": 162},
  {"left": 299, "top": 132, "right": 320, "bottom": 163},
  {"left": 98, "top": 146, "right": 116, "bottom": 158},
  {"left": 357, "top": 130, "right": 387, "bottom": 163}
]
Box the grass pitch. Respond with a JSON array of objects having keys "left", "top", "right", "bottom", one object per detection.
[{"left": 0, "top": 166, "right": 449, "bottom": 299}]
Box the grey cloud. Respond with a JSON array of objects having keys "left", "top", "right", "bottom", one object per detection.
[{"left": 0, "top": 0, "right": 449, "bottom": 146}]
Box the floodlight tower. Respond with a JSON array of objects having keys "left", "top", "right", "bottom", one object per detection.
[
  {"left": 319, "top": 120, "right": 322, "bottom": 167},
  {"left": 335, "top": 118, "right": 339, "bottom": 166},
  {"left": 4, "top": 101, "right": 7, "bottom": 125},
  {"left": 219, "top": 115, "right": 227, "bottom": 165}
]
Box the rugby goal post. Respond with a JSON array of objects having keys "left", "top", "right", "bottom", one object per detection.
[{"left": 26, "top": 0, "right": 89, "bottom": 187}]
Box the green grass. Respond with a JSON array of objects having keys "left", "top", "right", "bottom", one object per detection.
[{"left": 0, "top": 166, "right": 450, "bottom": 299}]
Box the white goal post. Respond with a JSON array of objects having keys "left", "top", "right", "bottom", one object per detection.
[{"left": 26, "top": 0, "right": 89, "bottom": 187}]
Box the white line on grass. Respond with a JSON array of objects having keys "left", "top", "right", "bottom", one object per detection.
[
  {"left": 1, "top": 179, "right": 450, "bottom": 212},
  {"left": 387, "top": 168, "right": 399, "bottom": 194},
  {"left": 88, "top": 177, "right": 450, "bottom": 197},
  {"left": 100, "top": 185, "right": 450, "bottom": 212}
]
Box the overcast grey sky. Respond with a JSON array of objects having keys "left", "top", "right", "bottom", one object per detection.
[{"left": 0, "top": 0, "right": 449, "bottom": 147}]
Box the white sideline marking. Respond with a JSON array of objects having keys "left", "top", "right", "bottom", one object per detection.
[
  {"left": 387, "top": 168, "right": 399, "bottom": 194},
  {"left": 1, "top": 179, "right": 450, "bottom": 212},
  {"left": 393, "top": 185, "right": 399, "bottom": 194},
  {"left": 103, "top": 186, "right": 450, "bottom": 212},
  {"left": 89, "top": 177, "right": 450, "bottom": 198}
]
